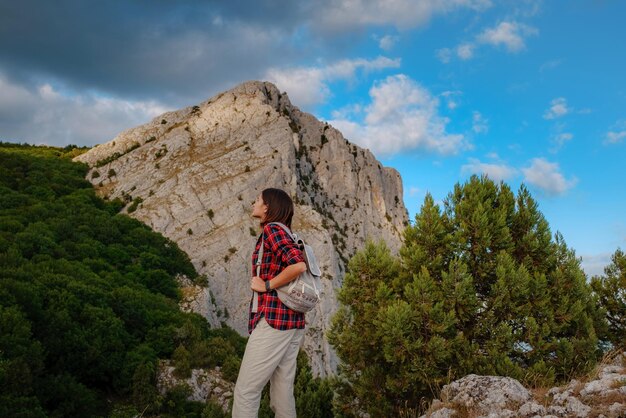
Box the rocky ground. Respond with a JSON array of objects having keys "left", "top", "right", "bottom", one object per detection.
[{"left": 421, "top": 352, "right": 626, "bottom": 418}]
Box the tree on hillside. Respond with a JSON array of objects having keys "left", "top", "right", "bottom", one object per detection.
[
  {"left": 591, "top": 248, "right": 626, "bottom": 347},
  {"left": 329, "top": 175, "right": 605, "bottom": 417}
]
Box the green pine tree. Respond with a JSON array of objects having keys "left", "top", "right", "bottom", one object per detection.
[
  {"left": 591, "top": 248, "right": 626, "bottom": 348},
  {"left": 327, "top": 240, "right": 400, "bottom": 417},
  {"left": 329, "top": 175, "right": 604, "bottom": 416}
]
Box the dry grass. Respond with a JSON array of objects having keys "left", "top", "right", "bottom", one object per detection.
[
  {"left": 398, "top": 395, "right": 444, "bottom": 418},
  {"left": 529, "top": 385, "right": 554, "bottom": 409},
  {"left": 610, "top": 378, "right": 626, "bottom": 389},
  {"left": 448, "top": 403, "right": 482, "bottom": 418},
  {"left": 397, "top": 400, "right": 420, "bottom": 418},
  {"left": 588, "top": 349, "right": 623, "bottom": 383},
  {"left": 569, "top": 380, "right": 586, "bottom": 397},
  {"left": 417, "top": 401, "right": 482, "bottom": 418},
  {"left": 180, "top": 286, "right": 200, "bottom": 300},
  {"left": 529, "top": 348, "right": 624, "bottom": 391},
  {"left": 526, "top": 348, "right": 626, "bottom": 418},
  {"left": 586, "top": 391, "right": 626, "bottom": 417}
]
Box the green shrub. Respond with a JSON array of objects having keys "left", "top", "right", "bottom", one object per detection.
[
  {"left": 127, "top": 197, "right": 143, "bottom": 213},
  {"left": 0, "top": 143, "right": 241, "bottom": 416},
  {"left": 172, "top": 345, "right": 192, "bottom": 378}
]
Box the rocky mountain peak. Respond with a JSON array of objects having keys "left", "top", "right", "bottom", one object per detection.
[{"left": 74, "top": 80, "right": 409, "bottom": 376}]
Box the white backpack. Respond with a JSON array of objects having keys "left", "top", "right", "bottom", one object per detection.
[{"left": 253, "top": 222, "right": 322, "bottom": 313}]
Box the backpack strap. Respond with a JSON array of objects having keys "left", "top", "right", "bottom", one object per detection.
[
  {"left": 251, "top": 232, "right": 265, "bottom": 313},
  {"left": 267, "top": 222, "right": 300, "bottom": 246}
]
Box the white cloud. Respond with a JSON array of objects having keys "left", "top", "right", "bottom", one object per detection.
[
  {"left": 441, "top": 90, "right": 462, "bottom": 110},
  {"left": 457, "top": 43, "right": 475, "bottom": 60},
  {"left": 330, "top": 103, "right": 364, "bottom": 119},
  {"left": 318, "top": 0, "right": 492, "bottom": 31},
  {"left": 461, "top": 158, "right": 517, "bottom": 181},
  {"left": 522, "top": 158, "right": 577, "bottom": 195},
  {"left": 513, "top": 0, "right": 543, "bottom": 18},
  {"left": 604, "top": 121, "right": 626, "bottom": 144},
  {"left": 265, "top": 67, "right": 328, "bottom": 108},
  {"left": 265, "top": 56, "right": 400, "bottom": 108},
  {"left": 553, "top": 132, "right": 573, "bottom": 146},
  {"left": 436, "top": 48, "right": 453, "bottom": 64},
  {"left": 605, "top": 130, "right": 626, "bottom": 144},
  {"left": 477, "top": 21, "right": 538, "bottom": 52},
  {"left": 329, "top": 74, "right": 467, "bottom": 156},
  {"left": 549, "top": 132, "right": 573, "bottom": 153},
  {"left": 606, "top": 131, "right": 626, "bottom": 144},
  {"left": 438, "top": 20, "right": 537, "bottom": 63},
  {"left": 472, "top": 111, "right": 489, "bottom": 134},
  {"left": 0, "top": 74, "right": 168, "bottom": 147},
  {"left": 580, "top": 252, "right": 613, "bottom": 278},
  {"left": 408, "top": 186, "right": 421, "bottom": 197},
  {"left": 543, "top": 97, "right": 570, "bottom": 119},
  {"left": 378, "top": 34, "right": 399, "bottom": 50},
  {"left": 539, "top": 59, "right": 562, "bottom": 72}
]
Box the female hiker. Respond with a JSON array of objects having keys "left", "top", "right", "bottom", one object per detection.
[{"left": 232, "top": 188, "right": 307, "bottom": 418}]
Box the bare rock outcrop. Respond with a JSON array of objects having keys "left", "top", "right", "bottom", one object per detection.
[
  {"left": 421, "top": 352, "right": 626, "bottom": 418},
  {"left": 73, "top": 81, "right": 408, "bottom": 376},
  {"left": 440, "top": 374, "right": 532, "bottom": 415}
]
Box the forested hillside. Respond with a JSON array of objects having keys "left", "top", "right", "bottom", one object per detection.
[{"left": 0, "top": 142, "right": 332, "bottom": 417}]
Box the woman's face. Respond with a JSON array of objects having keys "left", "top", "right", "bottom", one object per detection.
[{"left": 251, "top": 193, "right": 268, "bottom": 220}]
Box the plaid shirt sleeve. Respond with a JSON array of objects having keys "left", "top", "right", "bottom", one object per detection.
[{"left": 248, "top": 223, "right": 306, "bottom": 333}]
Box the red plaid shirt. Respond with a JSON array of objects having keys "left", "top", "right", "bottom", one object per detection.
[{"left": 248, "top": 223, "right": 306, "bottom": 333}]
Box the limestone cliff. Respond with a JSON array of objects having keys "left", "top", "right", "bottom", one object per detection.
[{"left": 73, "top": 81, "right": 409, "bottom": 376}]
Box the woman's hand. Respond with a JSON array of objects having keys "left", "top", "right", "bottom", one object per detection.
[
  {"left": 251, "top": 276, "right": 267, "bottom": 292},
  {"left": 250, "top": 262, "right": 306, "bottom": 293}
]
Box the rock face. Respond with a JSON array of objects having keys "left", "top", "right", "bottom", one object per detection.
[
  {"left": 421, "top": 352, "right": 626, "bottom": 418},
  {"left": 73, "top": 81, "right": 408, "bottom": 376}
]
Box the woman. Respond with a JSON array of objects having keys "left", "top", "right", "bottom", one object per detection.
[{"left": 232, "top": 188, "right": 307, "bottom": 418}]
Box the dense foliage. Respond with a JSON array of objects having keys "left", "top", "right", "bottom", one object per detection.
[
  {"left": 329, "top": 175, "right": 607, "bottom": 417},
  {"left": 0, "top": 143, "right": 241, "bottom": 416},
  {"left": 591, "top": 248, "right": 626, "bottom": 347}
]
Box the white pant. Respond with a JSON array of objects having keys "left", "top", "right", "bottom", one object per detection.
[{"left": 232, "top": 317, "right": 305, "bottom": 418}]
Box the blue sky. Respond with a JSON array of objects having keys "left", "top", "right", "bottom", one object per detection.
[{"left": 1, "top": 0, "right": 624, "bottom": 276}]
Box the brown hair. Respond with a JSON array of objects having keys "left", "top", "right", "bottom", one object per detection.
[{"left": 261, "top": 188, "right": 294, "bottom": 228}]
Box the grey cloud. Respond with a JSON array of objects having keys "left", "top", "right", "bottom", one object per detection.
[
  {"left": 0, "top": 0, "right": 311, "bottom": 105},
  {"left": 0, "top": 74, "right": 168, "bottom": 147},
  {"left": 0, "top": 0, "right": 490, "bottom": 107}
]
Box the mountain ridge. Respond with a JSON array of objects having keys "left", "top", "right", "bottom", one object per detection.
[{"left": 73, "top": 80, "right": 409, "bottom": 376}]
